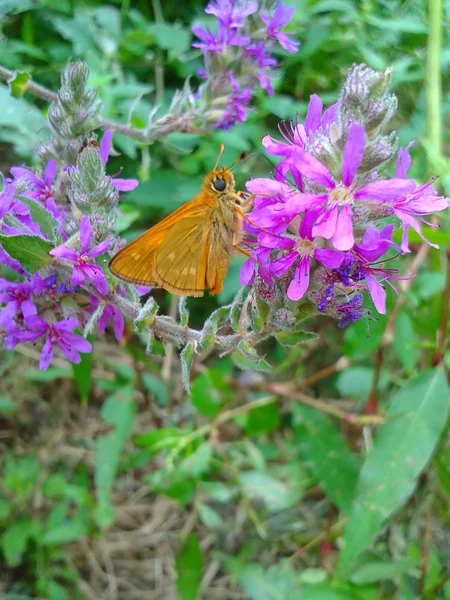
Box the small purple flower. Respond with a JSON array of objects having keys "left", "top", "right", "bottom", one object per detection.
[
  {"left": 390, "top": 144, "right": 450, "bottom": 252},
  {"left": 205, "top": 0, "right": 258, "bottom": 28},
  {"left": 260, "top": 1, "right": 299, "bottom": 53},
  {"left": 0, "top": 277, "right": 38, "bottom": 328},
  {"left": 5, "top": 316, "right": 91, "bottom": 370},
  {"left": 0, "top": 180, "right": 40, "bottom": 235},
  {"left": 88, "top": 294, "right": 124, "bottom": 340},
  {"left": 216, "top": 72, "right": 252, "bottom": 129},
  {"left": 11, "top": 159, "right": 61, "bottom": 220},
  {"left": 265, "top": 216, "right": 345, "bottom": 300},
  {"left": 99, "top": 132, "right": 139, "bottom": 192},
  {"left": 286, "top": 123, "right": 416, "bottom": 250},
  {"left": 50, "top": 216, "right": 109, "bottom": 294},
  {"left": 335, "top": 294, "right": 365, "bottom": 328},
  {"left": 262, "top": 95, "right": 339, "bottom": 158}
]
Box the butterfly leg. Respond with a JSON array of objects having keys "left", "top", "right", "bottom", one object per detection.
[{"left": 232, "top": 234, "right": 271, "bottom": 281}]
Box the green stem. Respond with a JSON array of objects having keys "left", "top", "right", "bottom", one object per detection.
[{"left": 426, "top": 0, "right": 443, "bottom": 159}]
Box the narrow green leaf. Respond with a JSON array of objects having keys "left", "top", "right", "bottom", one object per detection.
[
  {"left": 18, "top": 195, "right": 61, "bottom": 243},
  {"left": 94, "top": 387, "right": 136, "bottom": 528},
  {"left": 180, "top": 342, "right": 195, "bottom": 394},
  {"left": 190, "top": 371, "right": 222, "bottom": 417},
  {"left": 175, "top": 533, "right": 203, "bottom": 600},
  {"left": 350, "top": 559, "right": 418, "bottom": 584},
  {"left": 71, "top": 334, "right": 93, "bottom": 404},
  {"left": 337, "top": 367, "right": 450, "bottom": 574},
  {"left": 134, "top": 427, "right": 185, "bottom": 451},
  {"left": 0, "top": 234, "right": 53, "bottom": 272},
  {"left": 393, "top": 311, "right": 420, "bottom": 372},
  {"left": 293, "top": 405, "right": 359, "bottom": 513},
  {"left": 141, "top": 372, "right": 169, "bottom": 407},
  {"left": 274, "top": 330, "right": 318, "bottom": 346},
  {"left": 231, "top": 341, "right": 271, "bottom": 372}
]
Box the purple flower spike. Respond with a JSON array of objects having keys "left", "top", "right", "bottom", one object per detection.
[
  {"left": 261, "top": 2, "right": 299, "bottom": 53},
  {"left": 99, "top": 131, "right": 139, "bottom": 192},
  {"left": 50, "top": 216, "right": 109, "bottom": 294},
  {"left": 6, "top": 316, "right": 91, "bottom": 370}
]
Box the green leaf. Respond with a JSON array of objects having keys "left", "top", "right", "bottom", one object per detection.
[
  {"left": 238, "top": 469, "right": 304, "bottom": 512},
  {"left": 393, "top": 311, "right": 420, "bottom": 372},
  {"left": 8, "top": 70, "right": 30, "bottom": 98},
  {"left": 71, "top": 334, "right": 93, "bottom": 404},
  {"left": 293, "top": 405, "right": 359, "bottom": 513},
  {"left": 94, "top": 387, "right": 136, "bottom": 528},
  {"left": 274, "top": 330, "right": 318, "bottom": 346},
  {"left": 180, "top": 342, "right": 195, "bottom": 394},
  {"left": 337, "top": 367, "right": 450, "bottom": 574},
  {"left": 350, "top": 559, "right": 418, "bottom": 584},
  {"left": 179, "top": 443, "right": 212, "bottom": 477},
  {"left": 0, "top": 395, "right": 17, "bottom": 415},
  {"left": 231, "top": 341, "right": 271, "bottom": 372},
  {"left": 365, "top": 14, "right": 427, "bottom": 34},
  {"left": 0, "top": 234, "right": 53, "bottom": 272},
  {"left": 18, "top": 195, "right": 61, "bottom": 243},
  {"left": 196, "top": 502, "right": 224, "bottom": 529},
  {"left": 147, "top": 23, "right": 191, "bottom": 57},
  {"left": 190, "top": 371, "right": 222, "bottom": 418},
  {"left": 134, "top": 427, "right": 185, "bottom": 451},
  {"left": 1, "top": 518, "right": 40, "bottom": 566},
  {"left": 175, "top": 533, "right": 203, "bottom": 600},
  {"left": 41, "top": 510, "right": 89, "bottom": 545},
  {"left": 141, "top": 372, "right": 169, "bottom": 407},
  {"left": 245, "top": 401, "right": 280, "bottom": 435}
]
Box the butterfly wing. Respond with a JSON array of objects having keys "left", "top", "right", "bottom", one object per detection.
[
  {"left": 109, "top": 198, "right": 216, "bottom": 294},
  {"left": 154, "top": 214, "right": 212, "bottom": 296}
]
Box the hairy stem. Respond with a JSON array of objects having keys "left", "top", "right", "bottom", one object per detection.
[{"left": 0, "top": 64, "right": 203, "bottom": 141}]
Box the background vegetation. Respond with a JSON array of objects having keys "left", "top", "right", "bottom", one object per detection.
[{"left": 0, "top": 0, "right": 449, "bottom": 599}]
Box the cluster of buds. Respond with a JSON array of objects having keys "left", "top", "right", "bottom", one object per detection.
[{"left": 240, "top": 65, "right": 449, "bottom": 327}]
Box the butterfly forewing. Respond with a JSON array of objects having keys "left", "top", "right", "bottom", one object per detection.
[{"left": 155, "top": 214, "right": 211, "bottom": 296}]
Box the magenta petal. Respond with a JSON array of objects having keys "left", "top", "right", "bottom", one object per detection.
[
  {"left": 321, "top": 102, "right": 339, "bottom": 128},
  {"left": 332, "top": 206, "right": 354, "bottom": 250},
  {"left": 49, "top": 245, "right": 78, "bottom": 261},
  {"left": 287, "top": 193, "right": 325, "bottom": 212},
  {"left": 312, "top": 206, "right": 338, "bottom": 240},
  {"left": 97, "top": 308, "right": 110, "bottom": 333},
  {"left": 395, "top": 210, "right": 439, "bottom": 252},
  {"left": 44, "top": 159, "right": 57, "bottom": 186},
  {"left": 99, "top": 131, "right": 113, "bottom": 164},
  {"left": 111, "top": 178, "right": 139, "bottom": 191},
  {"left": 62, "top": 332, "right": 92, "bottom": 353},
  {"left": 21, "top": 299, "right": 37, "bottom": 318},
  {"left": 291, "top": 150, "right": 334, "bottom": 189},
  {"left": 112, "top": 309, "right": 124, "bottom": 340},
  {"left": 342, "top": 123, "right": 365, "bottom": 186},
  {"left": 246, "top": 178, "right": 292, "bottom": 194},
  {"left": 314, "top": 248, "right": 345, "bottom": 268},
  {"left": 10, "top": 167, "right": 40, "bottom": 186},
  {"left": 305, "top": 94, "right": 323, "bottom": 133},
  {"left": 70, "top": 266, "right": 85, "bottom": 286},
  {"left": 79, "top": 216, "right": 93, "bottom": 253},
  {"left": 355, "top": 179, "right": 416, "bottom": 201},
  {"left": 262, "top": 135, "right": 292, "bottom": 157},
  {"left": 366, "top": 275, "right": 386, "bottom": 314},
  {"left": 396, "top": 141, "right": 414, "bottom": 178},
  {"left": 87, "top": 239, "right": 109, "bottom": 258},
  {"left": 53, "top": 317, "right": 78, "bottom": 333},
  {"left": 240, "top": 259, "right": 255, "bottom": 286},
  {"left": 89, "top": 270, "right": 109, "bottom": 295},
  {"left": 40, "top": 335, "right": 54, "bottom": 370},
  {"left": 287, "top": 257, "right": 310, "bottom": 300}
]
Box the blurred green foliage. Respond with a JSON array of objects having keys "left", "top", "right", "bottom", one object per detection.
[{"left": 0, "top": 0, "right": 450, "bottom": 599}]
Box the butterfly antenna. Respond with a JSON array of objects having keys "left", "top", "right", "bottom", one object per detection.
[{"left": 214, "top": 144, "right": 225, "bottom": 170}]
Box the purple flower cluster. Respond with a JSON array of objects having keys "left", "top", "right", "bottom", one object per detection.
[
  {"left": 241, "top": 91, "right": 449, "bottom": 326},
  {"left": 193, "top": 1, "right": 299, "bottom": 129},
  {"left": 0, "top": 131, "right": 138, "bottom": 369}
]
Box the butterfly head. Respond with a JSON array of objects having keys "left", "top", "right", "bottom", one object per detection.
[{"left": 204, "top": 167, "right": 236, "bottom": 195}]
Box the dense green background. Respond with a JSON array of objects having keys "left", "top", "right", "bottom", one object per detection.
[{"left": 0, "top": 1, "right": 449, "bottom": 599}]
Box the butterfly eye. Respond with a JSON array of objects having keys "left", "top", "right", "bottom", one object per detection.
[{"left": 213, "top": 177, "right": 226, "bottom": 192}]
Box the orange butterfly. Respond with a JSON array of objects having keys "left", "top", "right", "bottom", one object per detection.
[{"left": 108, "top": 145, "right": 254, "bottom": 297}]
